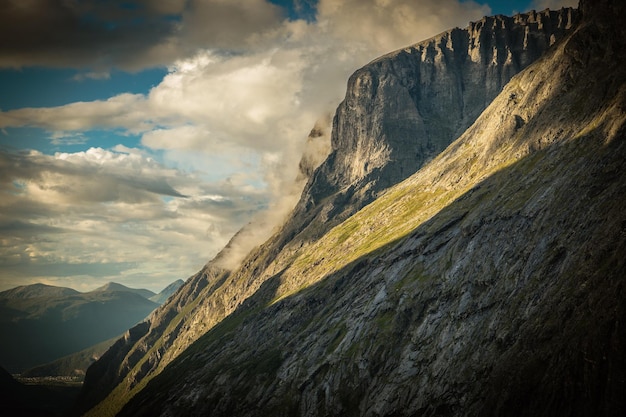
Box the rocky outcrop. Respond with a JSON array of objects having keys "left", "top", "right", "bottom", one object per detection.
[{"left": 290, "top": 7, "right": 578, "bottom": 243}]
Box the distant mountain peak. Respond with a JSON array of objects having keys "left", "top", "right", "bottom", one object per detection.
[
  {"left": 149, "top": 279, "right": 185, "bottom": 305},
  {"left": 0, "top": 283, "right": 79, "bottom": 300},
  {"left": 91, "top": 282, "right": 155, "bottom": 299}
]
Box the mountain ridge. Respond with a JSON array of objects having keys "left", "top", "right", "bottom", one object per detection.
[
  {"left": 76, "top": 2, "right": 626, "bottom": 416},
  {"left": 149, "top": 279, "right": 185, "bottom": 305},
  {"left": 0, "top": 283, "right": 80, "bottom": 300},
  {"left": 112, "top": 0, "right": 626, "bottom": 413},
  {"left": 0, "top": 281, "right": 176, "bottom": 373},
  {"left": 91, "top": 282, "right": 156, "bottom": 299},
  {"left": 76, "top": 6, "right": 582, "bottom": 416}
]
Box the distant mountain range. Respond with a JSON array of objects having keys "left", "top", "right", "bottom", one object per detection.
[
  {"left": 0, "top": 280, "right": 184, "bottom": 374},
  {"left": 91, "top": 282, "right": 157, "bottom": 299}
]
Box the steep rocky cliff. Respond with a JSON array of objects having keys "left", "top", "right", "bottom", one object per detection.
[
  {"left": 289, "top": 7, "right": 578, "bottom": 244},
  {"left": 76, "top": 2, "right": 626, "bottom": 416}
]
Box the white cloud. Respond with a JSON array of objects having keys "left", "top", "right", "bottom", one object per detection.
[
  {"left": 0, "top": 94, "right": 152, "bottom": 133},
  {"left": 317, "top": 0, "right": 491, "bottom": 53},
  {"left": 0, "top": 148, "right": 267, "bottom": 292},
  {"left": 145, "top": 48, "right": 310, "bottom": 152},
  {"left": 0, "top": 0, "right": 494, "bottom": 290}
]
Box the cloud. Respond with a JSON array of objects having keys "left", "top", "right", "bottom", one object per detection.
[
  {"left": 0, "top": 0, "right": 493, "bottom": 289},
  {"left": 0, "top": 148, "right": 186, "bottom": 204},
  {"left": 73, "top": 71, "right": 112, "bottom": 81},
  {"left": 0, "top": 0, "right": 284, "bottom": 71},
  {"left": 0, "top": 147, "right": 267, "bottom": 291},
  {"left": 317, "top": 0, "right": 491, "bottom": 53},
  {"left": 0, "top": 0, "right": 177, "bottom": 70},
  {"left": 181, "top": 0, "right": 284, "bottom": 50},
  {"left": 145, "top": 48, "right": 310, "bottom": 152},
  {"left": 0, "top": 48, "right": 313, "bottom": 153},
  {"left": 0, "top": 94, "right": 152, "bottom": 132},
  {"left": 49, "top": 132, "right": 89, "bottom": 146}
]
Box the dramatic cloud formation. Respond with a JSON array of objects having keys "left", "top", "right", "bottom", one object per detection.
[
  {"left": 0, "top": 0, "right": 496, "bottom": 291},
  {"left": 0, "top": 0, "right": 285, "bottom": 71},
  {"left": 0, "top": 147, "right": 266, "bottom": 291}
]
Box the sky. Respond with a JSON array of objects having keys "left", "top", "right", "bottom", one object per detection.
[{"left": 0, "top": 0, "right": 577, "bottom": 293}]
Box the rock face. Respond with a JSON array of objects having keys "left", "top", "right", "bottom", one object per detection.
[
  {"left": 77, "top": 2, "right": 626, "bottom": 416},
  {"left": 74, "top": 266, "right": 230, "bottom": 415},
  {"left": 292, "top": 7, "right": 578, "bottom": 240}
]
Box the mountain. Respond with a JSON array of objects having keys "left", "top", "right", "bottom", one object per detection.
[
  {"left": 0, "top": 283, "right": 159, "bottom": 373},
  {"left": 1, "top": 280, "right": 184, "bottom": 380},
  {"left": 76, "top": 2, "right": 626, "bottom": 416},
  {"left": 149, "top": 279, "right": 185, "bottom": 305},
  {"left": 285, "top": 6, "right": 578, "bottom": 249},
  {"left": 75, "top": 9, "right": 580, "bottom": 415},
  {"left": 0, "top": 283, "right": 79, "bottom": 300},
  {"left": 92, "top": 282, "right": 156, "bottom": 300}
]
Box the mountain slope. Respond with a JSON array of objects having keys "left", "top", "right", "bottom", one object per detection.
[
  {"left": 111, "top": 1, "right": 626, "bottom": 415},
  {"left": 77, "top": 3, "right": 626, "bottom": 416},
  {"left": 112, "top": 0, "right": 626, "bottom": 413},
  {"left": 92, "top": 282, "right": 156, "bottom": 300},
  {"left": 21, "top": 337, "right": 119, "bottom": 379},
  {"left": 75, "top": 11, "right": 580, "bottom": 416}
]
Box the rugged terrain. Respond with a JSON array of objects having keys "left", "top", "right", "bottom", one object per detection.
[{"left": 77, "top": 1, "right": 626, "bottom": 416}]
